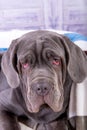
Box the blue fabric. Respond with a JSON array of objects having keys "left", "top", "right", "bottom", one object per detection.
[
  {"left": 0, "top": 48, "right": 7, "bottom": 52},
  {"left": 64, "top": 33, "right": 87, "bottom": 42}
]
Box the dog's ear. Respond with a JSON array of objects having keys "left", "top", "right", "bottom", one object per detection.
[
  {"left": 60, "top": 35, "right": 87, "bottom": 83},
  {"left": 1, "top": 39, "right": 20, "bottom": 88}
]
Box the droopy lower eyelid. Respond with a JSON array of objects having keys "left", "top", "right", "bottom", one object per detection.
[{"left": 22, "top": 63, "right": 29, "bottom": 69}]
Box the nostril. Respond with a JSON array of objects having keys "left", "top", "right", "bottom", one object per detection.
[
  {"left": 37, "top": 87, "right": 41, "bottom": 93},
  {"left": 43, "top": 87, "right": 48, "bottom": 92},
  {"left": 37, "top": 88, "right": 41, "bottom": 91}
]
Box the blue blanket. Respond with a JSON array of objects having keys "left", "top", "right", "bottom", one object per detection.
[{"left": 64, "top": 33, "right": 87, "bottom": 42}]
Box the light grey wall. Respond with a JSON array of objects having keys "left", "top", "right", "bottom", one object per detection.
[{"left": 0, "top": 0, "right": 87, "bottom": 36}]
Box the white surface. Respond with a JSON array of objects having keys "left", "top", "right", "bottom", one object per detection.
[
  {"left": 20, "top": 123, "right": 32, "bottom": 130},
  {"left": 0, "top": 30, "right": 30, "bottom": 48},
  {"left": 69, "top": 78, "right": 87, "bottom": 118},
  {"left": 74, "top": 40, "right": 87, "bottom": 51}
]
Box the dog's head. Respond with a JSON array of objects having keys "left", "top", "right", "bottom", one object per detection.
[{"left": 1, "top": 30, "right": 87, "bottom": 113}]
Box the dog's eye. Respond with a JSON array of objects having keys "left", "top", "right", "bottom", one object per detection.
[
  {"left": 22, "top": 63, "right": 29, "bottom": 69},
  {"left": 46, "top": 51, "right": 61, "bottom": 66},
  {"left": 52, "top": 58, "right": 61, "bottom": 66}
]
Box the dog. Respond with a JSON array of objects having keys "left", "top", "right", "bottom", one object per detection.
[{"left": 0, "top": 30, "right": 87, "bottom": 130}]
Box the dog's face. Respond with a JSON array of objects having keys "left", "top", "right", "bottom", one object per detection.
[
  {"left": 17, "top": 36, "right": 66, "bottom": 113},
  {"left": 1, "top": 30, "right": 87, "bottom": 113}
]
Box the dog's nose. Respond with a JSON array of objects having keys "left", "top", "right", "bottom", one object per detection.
[
  {"left": 32, "top": 82, "right": 51, "bottom": 96},
  {"left": 36, "top": 83, "right": 50, "bottom": 96}
]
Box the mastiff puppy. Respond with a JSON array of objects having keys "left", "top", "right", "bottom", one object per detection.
[{"left": 0, "top": 30, "right": 87, "bottom": 130}]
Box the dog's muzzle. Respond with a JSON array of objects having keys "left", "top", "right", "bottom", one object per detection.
[
  {"left": 31, "top": 78, "right": 53, "bottom": 96},
  {"left": 26, "top": 69, "right": 63, "bottom": 113}
]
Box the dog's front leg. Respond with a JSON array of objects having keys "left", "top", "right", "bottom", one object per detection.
[{"left": 0, "top": 111, "right": 20, "bottom": 130}]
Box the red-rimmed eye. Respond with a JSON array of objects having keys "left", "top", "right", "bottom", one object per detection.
[
  {"left": 22, "top": 63, "right": 29, "bottom": 69},
  {"left": 52, "top": 59, "right": 61, "bottom": 66}
]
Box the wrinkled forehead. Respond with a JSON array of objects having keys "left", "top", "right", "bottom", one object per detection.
[{"left": 17, "top": 33, "right": 65, "bottom": 59}]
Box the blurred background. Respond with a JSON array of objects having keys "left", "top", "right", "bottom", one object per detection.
[{"left": 0, "top": 0, "right": 87, "bottom": 36}]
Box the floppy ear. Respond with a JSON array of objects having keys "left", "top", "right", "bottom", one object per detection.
[
  {"left": 1, "top": 39, "right": 20, "bottom": 88},
  {"left": 60, "top": 35, "right": 87, "bottom": 83}
]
